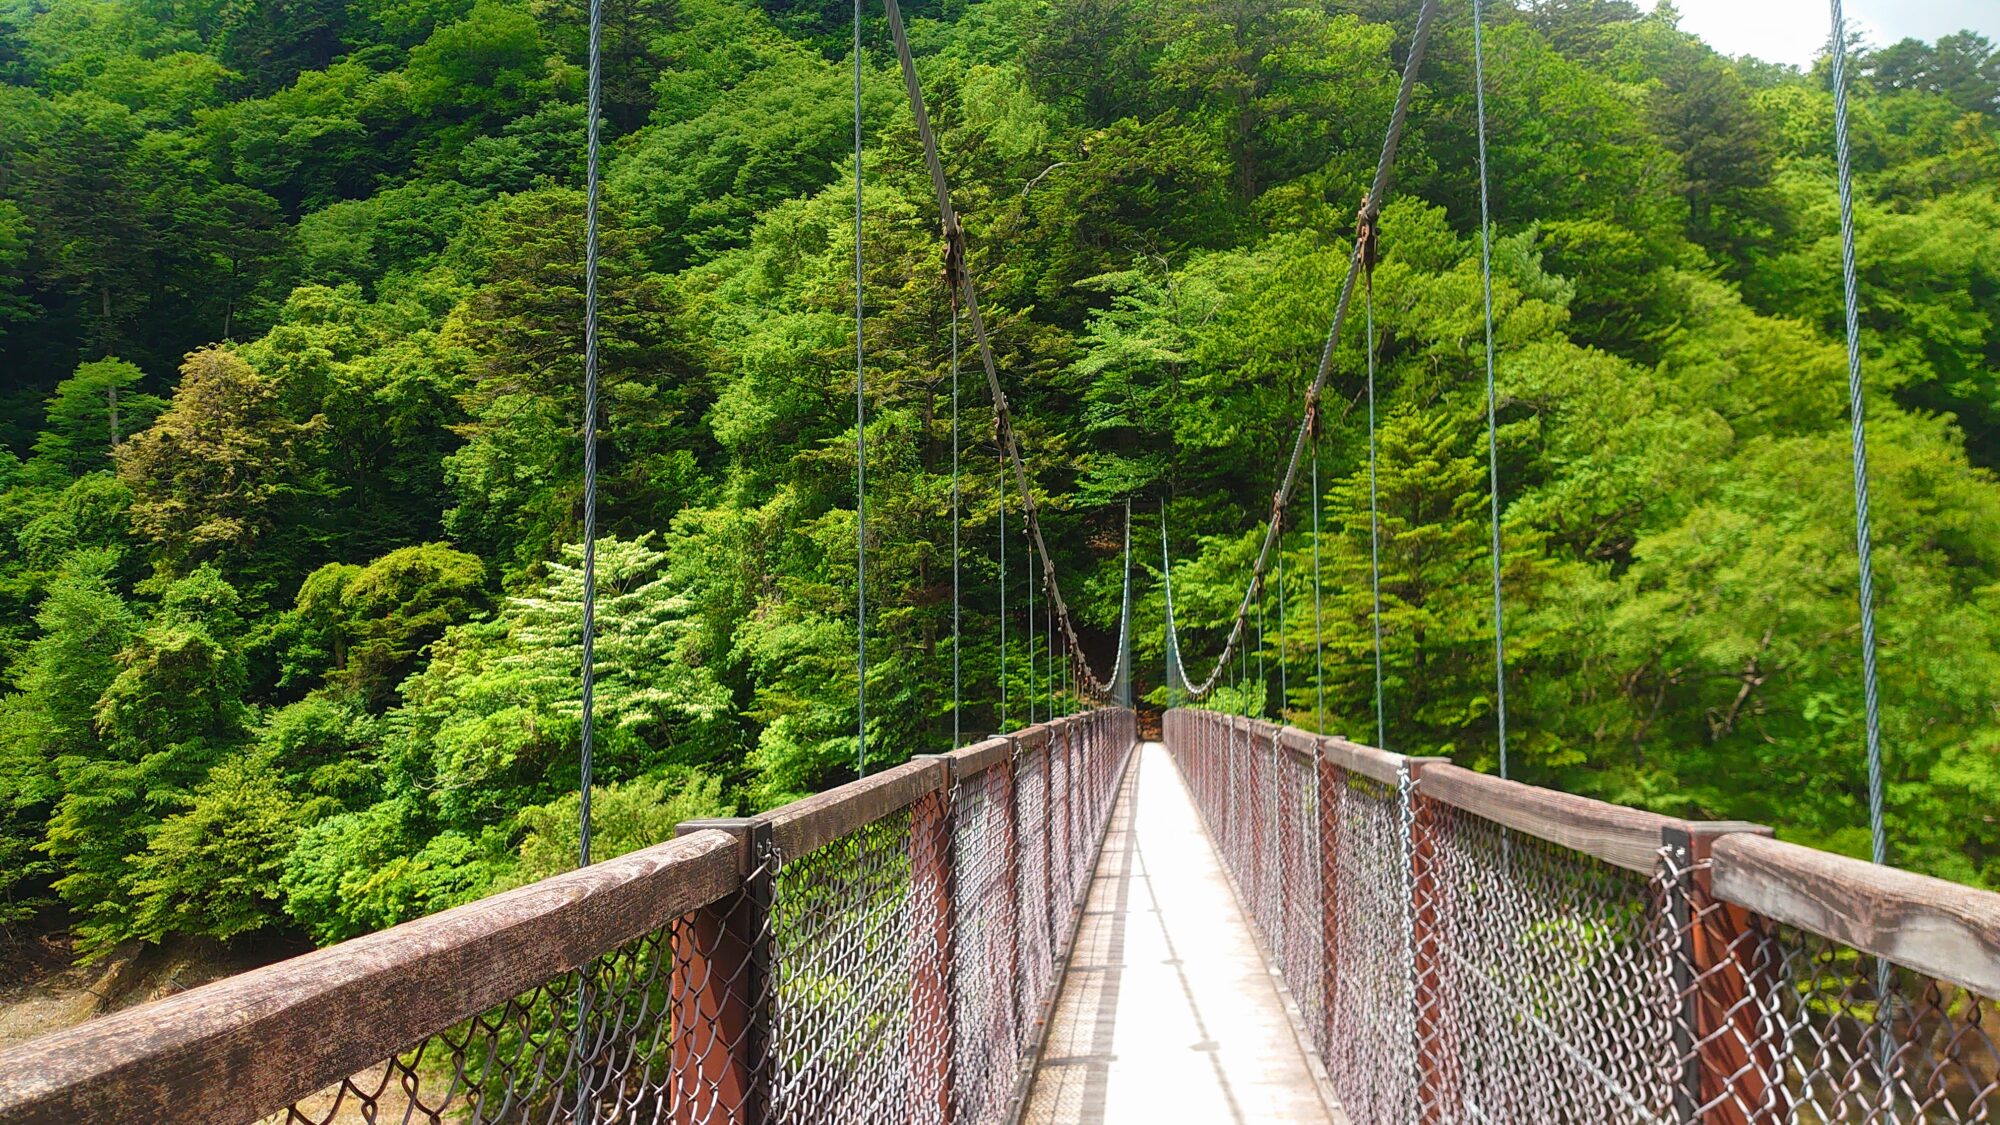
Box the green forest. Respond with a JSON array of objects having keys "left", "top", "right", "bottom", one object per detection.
[{"left": 0, "top": 0, "right": 1996, "bottom": 965}]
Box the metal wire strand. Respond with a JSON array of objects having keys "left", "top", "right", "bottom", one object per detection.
[
  {"left": 1028, "top": 538, "right": 1037, "bottom": 726},
  {"left": 1827, "top": 0, "right": 1888, "bottom": 868},
  {"left": 577, "top": 0, "right": 603, "bottom": 871},
  {"left": 879, "top": 0, "right": 1122, "bottom": 697},
  {"left": 1472, "top": 0, "right": 1510, "bottom": 779},
  {"left": 1257, "top": 548, "right": 1269, "bottom": 719},
  {"left": 1366, "top": 280, "right": 1386, "bottom": 751},
  {"left": 1276, "top": 520, "right": 1287, "bottom": 721},
  {"left": 572, "top": 0, "right": 604, "bottom": 1109},
  {"left": 853, "top": 0, "right": 868, "bottom": 778},
  {"left": 951, "top": 288, "right": 961, "bottom": 749},
  {"left": 1312, "top": 440, "right": 1326, "bottom": 734},
  {"left": 1176, "top": 0, "right": 1442, "bottom": 698}
]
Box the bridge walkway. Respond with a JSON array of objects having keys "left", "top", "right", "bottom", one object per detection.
[{"left": 1021, "top": 742, "right": 1340, "bottom": 1125}]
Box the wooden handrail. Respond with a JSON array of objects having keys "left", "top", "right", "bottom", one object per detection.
[
  {"left": 1416, "top": 763, "right": 1685, "bottom": 873},
  {"left": 1711, "top": 832, "right": 2000, "bottom": 998},
  {"left": 764, "top": 756, "right": 947, "bottom": 859},
  {"left": 759, "top": 711, "right": 1109, "bottom": 859},
  {"left": 0, "top": 829, "right": 742, "bottom": 1125},
  {"left": 0, "top": 708, "right": 1129, "bottom": 1125},
  {"left": 945, "top": 734, "right": 1014, "bottom": 778}
]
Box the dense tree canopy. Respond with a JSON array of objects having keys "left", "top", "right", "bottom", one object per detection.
[{"left": 1, "top": 0, "right": 1998, "bottom": 963}]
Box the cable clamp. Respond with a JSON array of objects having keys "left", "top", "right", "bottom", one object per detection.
[{"left": 1355, "top": 192, "right": 1381, "bottom": 275}]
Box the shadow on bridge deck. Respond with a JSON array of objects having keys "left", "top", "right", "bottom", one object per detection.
[{"left": 1022, "top": 742, "right": 1341, "bottom": 1125}]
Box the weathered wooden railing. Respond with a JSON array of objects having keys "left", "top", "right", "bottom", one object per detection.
[
  {"left": 0, "top": 707, "right": 1138, "bottom": 1125},
  {"left": 1165, "top": 707, "right": 2000, "bottom": 1123}
]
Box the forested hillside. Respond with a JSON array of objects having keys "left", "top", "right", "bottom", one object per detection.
[{"left": 1, "top": 0, "right": 1997, "bottom": 963}]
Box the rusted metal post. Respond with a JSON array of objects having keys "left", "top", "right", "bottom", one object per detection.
[
  {"left": 671, "top": 817, "right": 773, "bottom": 1125},
  {"left": 1048, "top": 732, "right": 1064, "bottom": 924},
  {"left": 1407, "top": 760, "right": 1457, "bottom": 1125},
  {"left": 1058, "top": 724, "right": 1076, "bottom": 907},
  {"left": 1663, "top": 823, "right": 1781, "bottom": 1125},
  {"left": 1000, "top": 753, "right": 1022, "bottom": 1050},
  {"left": 1316, "top": 744, "right": 1342, "bottom": 1054},
  {"left": 1248, "top": 724, "right": 1268, "bottom": 915},
  {"left": 909, "top": 758, "right": 956, "bottom": 1125}
]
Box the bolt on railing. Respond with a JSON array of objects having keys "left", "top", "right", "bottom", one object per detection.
[{"left": 0, "top": 708, "right": 1139, "bottom": 1125}]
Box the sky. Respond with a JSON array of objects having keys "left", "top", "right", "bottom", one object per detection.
[{"left": 1667, "top": 0, "right": 2000, "bottom": 68}]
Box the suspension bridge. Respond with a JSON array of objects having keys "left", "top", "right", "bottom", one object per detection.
[{"left": 2, "top": 0, "right": 1999, "bottom": 1121}]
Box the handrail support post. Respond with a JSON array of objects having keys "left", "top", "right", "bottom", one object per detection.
[{"left": 672, "top": 816, "right": 775, "bottom": 1125}]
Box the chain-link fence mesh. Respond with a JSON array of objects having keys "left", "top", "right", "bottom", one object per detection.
[
  {"left": 241, "top": 709, "right": 1136, "bottom": 1125},
  {"left": 276, "top": 851, "right": 774, "bottom": 1125},
  {"left": 1163, "top": 707, "right": 2000, "bottom": 1125},
  {"left": 1416, "top": 798, "right": 1678, "bottom": 1123},
  {"left": 1660, "top": 846, "right": 2000, "bottom": 1124}
]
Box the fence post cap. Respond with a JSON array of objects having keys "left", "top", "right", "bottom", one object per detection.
[{"left": 674, "top": 816, "right": 771, "bottom": 874}]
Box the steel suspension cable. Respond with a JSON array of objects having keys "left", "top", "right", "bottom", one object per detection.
[
  {"left": 951, "top": 289, "right": 961, "bottom": 748},
  {"left": 1366, "top": 281, "right": 1386, "bottom": 750},
  {"left": 1162, "top": 502, "right": 1180, "bottom": 708},
  {"left": 1311, "top": 436, "right": 1326, "bottom": 734},
  {"left": 573, "top": 0, "right": 605, "bottom": 1108},
  {"left": 882, "top": 0, "right": 1122, "bottom": 696},
  {"left": 577, "top": 0, "right": 603, "bottom": 870},
  {"left": 1276, "top": 520, "right": 1288, "bottom": 720},
  {"left": 1472, "top": 0, "right": 1510, "bottom": 778},
  {"left": 852, "top": 0, "right": 868, "bottom": 777},
  {"left": 999, "top": 452, "right": 1007, "bottom": 729},
  {"left": 1828, "top": 0, "right": 1888, "bottom": 867},
  {"left": 1256, "top": 553, "right": 1268, "bottom": 718},
  {"left": 1048, "top": 573, "right": 1055, "bottom": 712},
  {"left": 1028, "top": 538, "right": 1037, "bottom": 726},
  {"left": 1176, "top": 0, "right": 1442, "bottom": 698}
]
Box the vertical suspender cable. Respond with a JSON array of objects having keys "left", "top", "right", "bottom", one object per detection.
[
  {"left": 1828, "top": 14, "right": 1894, "bottom": 1082},
  {"left": 1827, "top": 0, "right": 1888, "bottom": 868},
  {"left": 1028, "top": 539, "right": 1037, "bottom": 725},
  {"left": 999, "top": 454, "right": 1007, "bottom": 729},
  {"left": 573, "top": 0, "right": 604, "bottom": 1108},
  {"left": 1255, "top": 580, "right": 1267, "bottom": 719},
  {"left": 852, "top": 0, "right": 868, "bottom": 778},
  {"left": 951, "top": 289, "right": 961, "bottom": 748},
  {"left": 1312, "top": 439, "right": 1326, "bottom": 735},
  {"left": 577, "top": 0, "right": 603, "bottom": 873},
  {"left": 1472, "top": 0, "right": 1510, "bottom": 778},
  {"left": 1365, "top": 282, "right": 1386, "bottom": 751},
  {"left": 1168, "top": 508, "right": 1176, "bottom": 708},
  {"left": 1173, "top": 0, "right": 1440, "bottom": 700},
  {"left": 1276, "top": 523, "right": 1288, "bottom": 720}
]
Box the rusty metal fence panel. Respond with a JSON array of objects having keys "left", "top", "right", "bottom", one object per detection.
[
  {"left": 1416, "top": 801, "right": 1678, "bottom": 1122},
  {"left": 1666, "top": 834, "right": 2000, "bottom": 1124},
  {"left": 1163, "top": 707, "right": 2000, "bottom": 1125},
  {"left": 280, "top": 883, "right": 774, "bottom": 1125},
  {"left": 0, "top": 708, "right": 1137, "bottom": 1125}
]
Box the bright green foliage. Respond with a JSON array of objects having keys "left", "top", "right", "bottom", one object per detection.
[
  {"left": 279, "top": 798, "right": 503, "bottom": 942},
  {"left": 0, "top": 551, "right": 137, "bottom": 922},
  {"left": 282, "top": 543, "right": 489, "bottom": 708},
  {"left": 43, "top": 565, "right": 250, "bottom": 954},
  {"left": 0, "top": 0, "right": 1998, "bottom": 968},
  {"left": 28, "top": 358, "right": 164, "bottom": 480},
  {"left": 508, "top": 769, "right": 734, "bottom": 885},
  {"left": 398, "top": 534, "right": 731, "bottom": 822},
  {"left": 115, "top": 347, "right": 327, "bottom": 584},
  {"left": 124, "top": 749, "right": 334, "bottom": 943}
]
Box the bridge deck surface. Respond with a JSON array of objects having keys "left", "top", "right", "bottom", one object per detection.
[{"left": 1021, "top": 742, "right": 1338, "bottom": 1125}]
